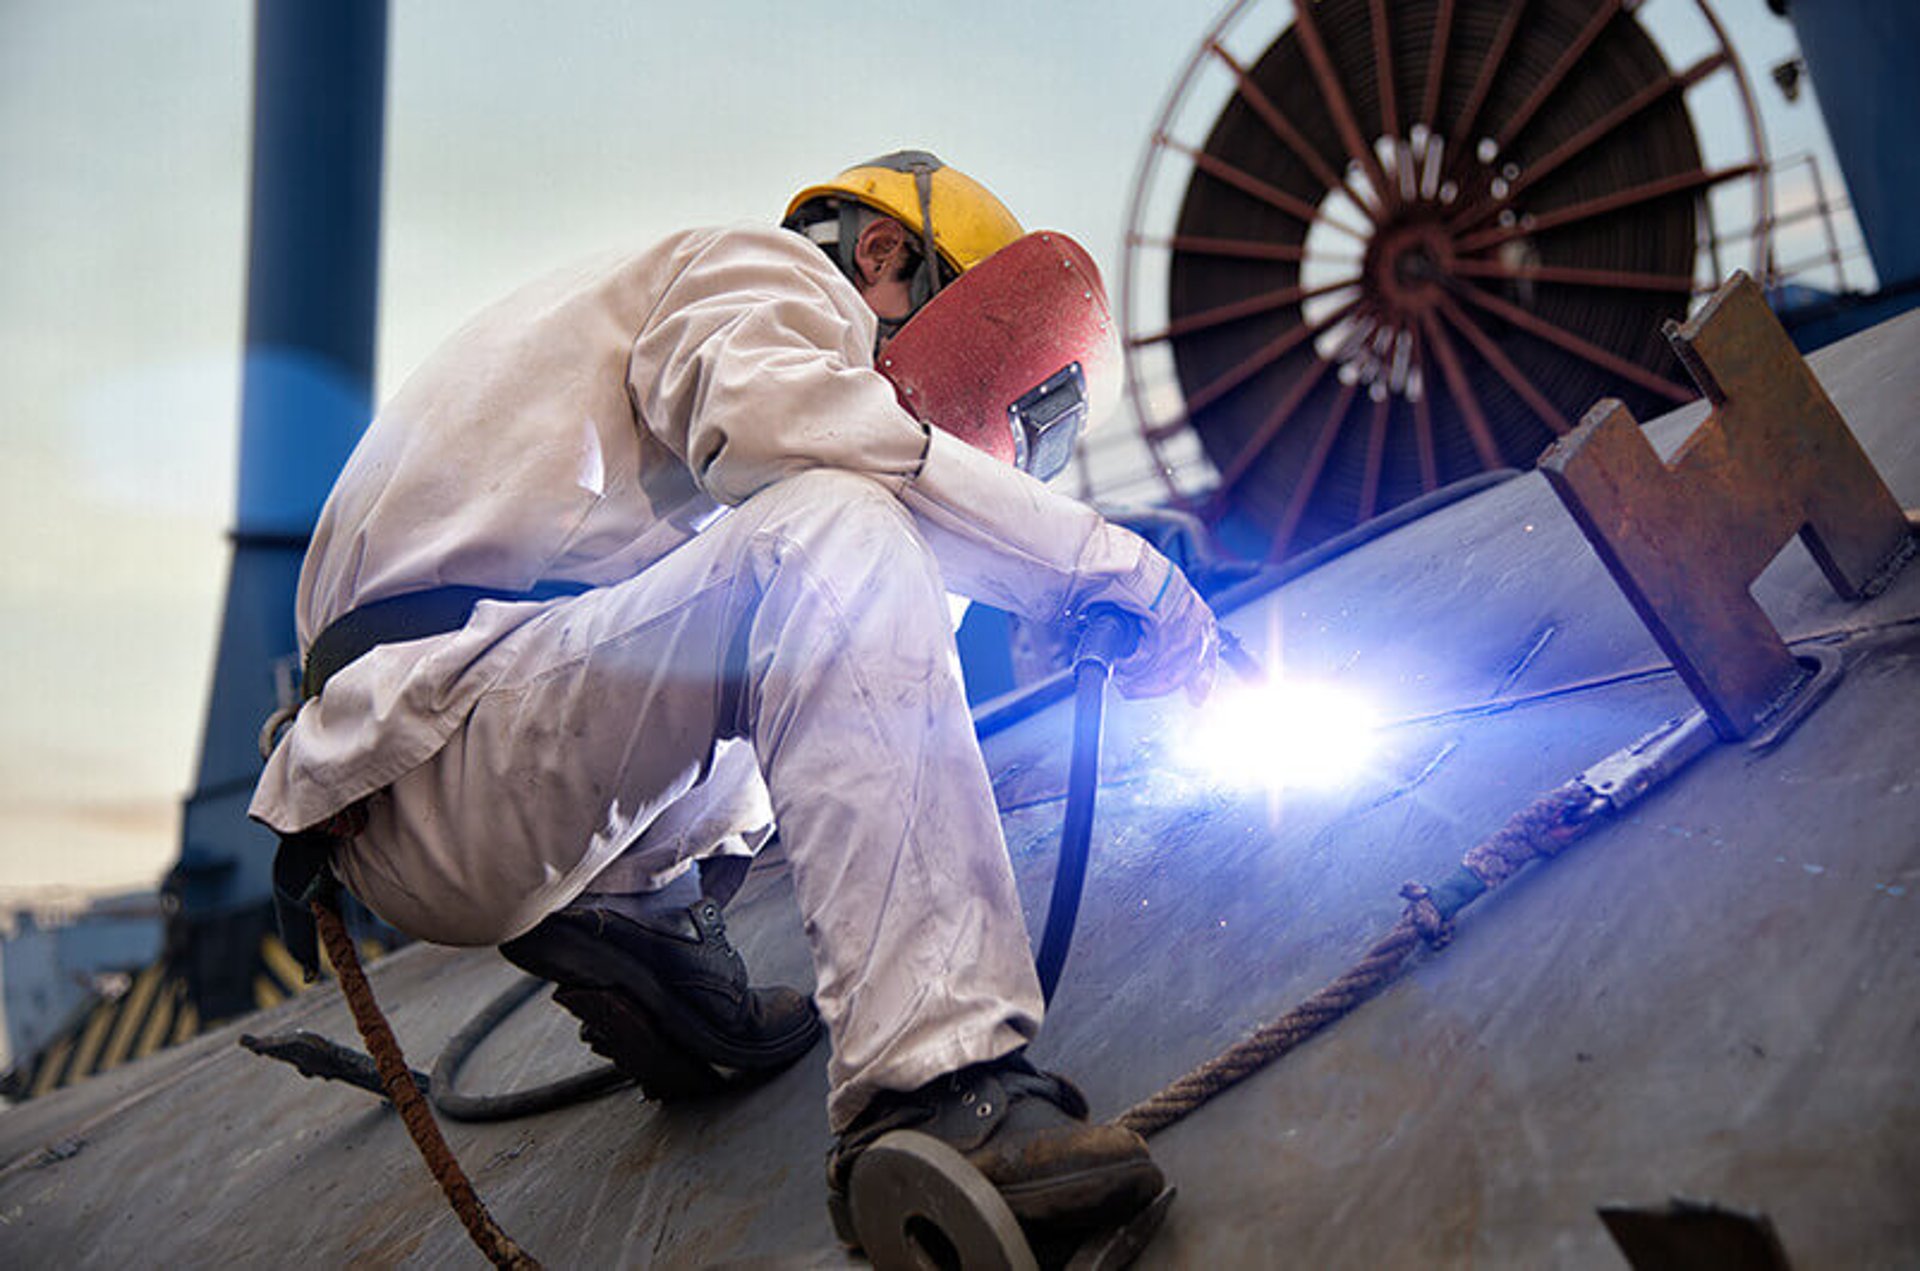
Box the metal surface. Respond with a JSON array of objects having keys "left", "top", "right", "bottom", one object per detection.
[
  {"left": 1063, "top": 1188, "right": 1176, "bottom": 1271},
  {"left": 1540, "top": 272, "right": 1913, "bottom": 738},
  {"left": 1114, "top": 0, "right": 1771, "bottom": 556},
  {"left": 2, "top": 312, "right": 1916, "bottom": 1267}
]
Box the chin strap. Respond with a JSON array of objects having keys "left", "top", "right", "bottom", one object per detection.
[
  {"left": 872, "top": 312, "right": 909, "bottom": 351},
  {"left": 904, "top": 158, "right": 944, "bottom": 313},
  {"left": 867, "top": 163, "right": 949, "bottom": 356}
]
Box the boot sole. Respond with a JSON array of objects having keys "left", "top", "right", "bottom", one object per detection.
[
  {"left": 552, "top": 983, "right": 737, "bottom": 1101},
  {"left": 502, "top": 913, "right": 821, "bottom": 1075}
]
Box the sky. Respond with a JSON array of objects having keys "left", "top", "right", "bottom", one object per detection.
[{"left": 0, "top": 1, "right": 1858, "bottom": 907}]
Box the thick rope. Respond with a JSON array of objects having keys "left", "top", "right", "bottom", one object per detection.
[
  {"left": 1113, "top": 780, "right": 1602, "bottom": 1138},
  {"left": 314, "top": 900, "right": 542, "bottom": 1270},
  {"left": 1115, "top": 916, "right": 1425, "bottom": 1137},
  {"left": 1459, "top": 781, "right": 1595, "bottom": 888}
]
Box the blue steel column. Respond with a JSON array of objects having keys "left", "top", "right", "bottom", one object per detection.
[
  {"left": 1785, "top": 0, "right": 1920, "bottom": 292},
  {"left": 170, "top": 0, "right": 387, "bottom": 1019}
]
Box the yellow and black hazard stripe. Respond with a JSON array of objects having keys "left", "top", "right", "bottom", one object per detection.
[
  {"left": 16, "top": 968, "right": 199, "bottom": 1099},
  {"left": 4, "top": 930, "right": 389, "bottom": 1101}
]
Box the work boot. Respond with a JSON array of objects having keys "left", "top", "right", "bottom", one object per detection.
[
  {"left": 827, "top": 1052, "right": 1164, "bottom": 1248},
  {"left": 500, "top": 895, "right": 821, "bottom": 1099}
]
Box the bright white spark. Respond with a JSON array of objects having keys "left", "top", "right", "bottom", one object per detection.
[{"left": 1178, "top": 678, "right": 1381, "bottom": 792}]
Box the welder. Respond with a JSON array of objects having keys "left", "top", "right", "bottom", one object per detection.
[{"left": 250, "top": 150, "right": 1216, "bottom": 1245}]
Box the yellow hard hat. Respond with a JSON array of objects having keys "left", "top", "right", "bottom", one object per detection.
[{"left": 784, "top": 150, "right": 1024, "bottom": 275}]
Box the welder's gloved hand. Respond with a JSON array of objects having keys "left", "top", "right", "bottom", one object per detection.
[
  {"left": 1118, "top": 555, "right": 1219, "bottom": 703},
  {"left": 1071, "top": 530, "right": 1219, "bottom": 704}
]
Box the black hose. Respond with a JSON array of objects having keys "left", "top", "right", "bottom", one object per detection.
[
  {"left": 1035, "top": 660, "right": 1112, "bottom": 1003},
  {"left": 1033, "top": 607, "right": 1138, "bottom": 1003},
  {"left": 429, "top": 973, "right": 631, "bottom": 1123}
]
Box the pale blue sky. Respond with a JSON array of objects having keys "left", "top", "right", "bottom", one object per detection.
[{"left": 0, "top": 1, "right": 1852, "bottom": 902}]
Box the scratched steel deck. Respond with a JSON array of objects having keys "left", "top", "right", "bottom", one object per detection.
[{"left": 3, "top": 312, "right": 1916, "bottom": 1267}]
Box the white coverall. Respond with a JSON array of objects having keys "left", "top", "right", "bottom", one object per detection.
[{"left": 249, "top": 224, "right": 1198, "bottom": 1129}]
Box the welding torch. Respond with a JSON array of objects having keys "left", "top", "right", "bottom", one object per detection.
[{"left": 1217, "top": 626, "right": 1266, "bottom": 685}]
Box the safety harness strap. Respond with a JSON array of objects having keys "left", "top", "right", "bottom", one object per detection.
[
  {"left": 301, "top": 580, "right": 591, "bottom": 699},
  {"left": 272, "top": 579, "right": 593, "bottom": 977},
  {"left": 905, "top": 158, "right": 944, "bottom": 313}
]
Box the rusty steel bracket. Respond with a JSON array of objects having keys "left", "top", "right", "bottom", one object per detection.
[{"left": 1539, "top": 271, "right": 1916, "bottom": 741}]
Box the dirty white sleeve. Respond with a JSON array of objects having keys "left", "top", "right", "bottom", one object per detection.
[
  {"left": 902, "top": 428, "right": 1173, "bottom": 624},
  {"left": 628, "top": 228, "right": 930, "bottom": 506}
]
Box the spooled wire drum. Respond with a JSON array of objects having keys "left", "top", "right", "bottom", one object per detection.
[{"left": 1113, "top": 0, "right": 1770, "bottom": 561}]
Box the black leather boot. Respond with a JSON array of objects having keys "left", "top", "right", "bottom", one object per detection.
[
  {"left": 827, "top": 1052, "right": 1163, "bottom": 1248},
  {"left": 501, "top": 896, "right": 821, "bottom": 1099}
]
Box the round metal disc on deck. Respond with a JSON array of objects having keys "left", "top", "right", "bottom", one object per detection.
[{"left": 848, "top": 1130, "right": 1039, "bottom": 1271}]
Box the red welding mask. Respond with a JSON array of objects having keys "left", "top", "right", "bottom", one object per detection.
[{"left": 876, "top": 231, "right": 1120, "bottom": 481}]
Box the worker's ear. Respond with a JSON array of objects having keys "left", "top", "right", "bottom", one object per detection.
[{"left": 853, "top": 216, "right": 912, "bottom": 286}]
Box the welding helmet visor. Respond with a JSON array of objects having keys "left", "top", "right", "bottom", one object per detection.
[{"left": 876, "top": 231, "right": 1120, "bottom": 481}]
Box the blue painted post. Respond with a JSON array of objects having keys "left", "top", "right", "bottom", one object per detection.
[
  {"left": 171, "top": 0, "right": 386, "bottom": 1020},
  {"left": 1786, "top": 0, "right": 1920, "bottom": 293}
]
